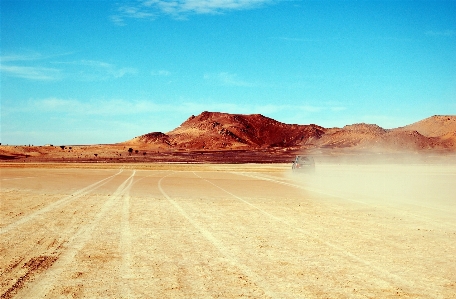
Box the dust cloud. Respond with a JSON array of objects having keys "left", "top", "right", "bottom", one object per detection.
[{"left": 285, "top": 154, "right": 456, "bottom": 221}]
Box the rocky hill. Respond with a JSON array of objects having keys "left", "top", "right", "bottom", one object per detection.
[
  {"left": 2, "top": 112, "right": 455, "bottom": 163},
  {"left": 129, "top": 111, "right": 326, "bottom": 150},
  {"left": 396, "top": 115, "right": 456, "bottom": 137},
  {"left": 127, "top": 112, "right": 455, "bottom": 152}
]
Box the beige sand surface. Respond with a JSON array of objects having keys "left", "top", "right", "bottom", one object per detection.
[{"left": 1, "top": 163, "right": 455, "bottom": 298}]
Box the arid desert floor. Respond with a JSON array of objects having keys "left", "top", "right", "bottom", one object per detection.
[{"left": 1, "top": 162, "right": 455, "bottom": 298}]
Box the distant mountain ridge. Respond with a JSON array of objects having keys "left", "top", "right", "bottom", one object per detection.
[{"left": 127, "top": 112, "right": 456, "bottom": 152}]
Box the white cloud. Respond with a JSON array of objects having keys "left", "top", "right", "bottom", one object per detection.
[
  {"left": 29, "top": 98, "right": 164, "bottom": 115},
  {"left": 1, "top": 53, "right": 136, "bottom": 81},
  {"left": 0, "top": 64, "right": 61, "bottom": 81},
  {"left": 77, "top": 60, "right": 137, "bottom": 78},
  {"left": 117, "top": 4, "right": 157, "bottom": 21},
  {"left": 112, "top": 67, "right": 138, "bottom": 78},
  {"left": 79, "top": 60, "right": 113, "bottom": 68},
  {"left": 0, "top": 53, "right": 43, "bottom": 63},
  {"left": 151, "top": 69, "right": 171, "bottom": 76},
  {"left": 52, "top": 59, "right": 137, "bottom": 80},
  {"left": 177, "top": 0, "right": 272, "bottom": 14},
  {"left": 0, "top": 53, "right": 62, "bottom": 80},
  {"left": 112, "top": 0, "right": 275, "bottom": 23},
  {"left": 110, "top": 15, "right": 126, "bottom": 26}
]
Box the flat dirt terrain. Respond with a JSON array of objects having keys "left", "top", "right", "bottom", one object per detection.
[{"left": 1, "top": 162, "right": 455, "bottom": 298}]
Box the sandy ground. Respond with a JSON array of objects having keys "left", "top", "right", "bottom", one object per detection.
[{"left": 0, "top": 162, "right": 455, "bottom": 298}]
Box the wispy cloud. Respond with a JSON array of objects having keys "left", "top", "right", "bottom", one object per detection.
[
  {"left": 0, "top": 65, "right": 61, "bottom": 81},
  {"left": 1, "top": 52, "right": 61, "bottom": 80},
  {"left": 0, "top": 52, "right": 74, "bottom": 63},
  {"left": 111, "top": 4, "right": 157, "bottom": 25},
  {"left": 151, "top": 69, "right": 171, "bottom": 76},
  {"left": 0, "top": 53, "right": 43, "bottom": 63},
  {"left": 30, "top": 98, "right": 164, "bottom": 115},
  {"left": 56, "top": 59, "right": 138, "bottom": 79},
  {"left": 88, "top": 60, "right": 137, "bottom": 79},
  {"left": 112, "top": 0, "right": 275, "bottom": 23},
  {"left": 1, "top": 53, "right": 137, "bottom": 81}
]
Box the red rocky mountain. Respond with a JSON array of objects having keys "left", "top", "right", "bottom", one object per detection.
[
  {"left": 128, "top": 112, "right": 456, "bottom": 152},
  {"left": 131, "top": 111, "right": 326, "bottom": 150}
]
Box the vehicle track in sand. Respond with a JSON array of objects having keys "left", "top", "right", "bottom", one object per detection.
[
  {"left": 158, "top": 172, "right": 278, "bottom": 298},
  {"left": 1, "top": 169, "right": 132, "bottom": 299},
  {"left": 0, "top": 169, "right": 124, "bottom": 235},
  {"left": 191, "top": 171, "right": 438, "bottom": 297},
  {"left": 1, "top": 164, "right": 455, "bottom": 298},
  {"left": 17, "top": 170, "right": 137, "bottom": 298}
]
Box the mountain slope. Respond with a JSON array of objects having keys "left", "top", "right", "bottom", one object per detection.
[
  {"left": 127, "top": 112, "right": 456, "bottom": 152},
  {"left": 167, "top": 111, "right": 324, "bottom": 148},
  {"left": 317, "top": 123, "right": 388, "bottom": 148},
  {"left": 396, "top": 115, "right": 456, "bottom": 137},
  {"left": 132, "top": 111, "right": 326, "bottom": 150}
]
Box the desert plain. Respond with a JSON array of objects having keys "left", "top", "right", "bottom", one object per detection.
[{"left": 1, "top": 159, "right": 455, "bottom": 298}]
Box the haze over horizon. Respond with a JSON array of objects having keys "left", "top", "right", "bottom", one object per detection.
[{"left": 1, "top": 0, "right": 455, "bottom": 145}]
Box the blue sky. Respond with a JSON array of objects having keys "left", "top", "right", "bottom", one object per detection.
[{"left": 1, "top": 0, "right": 455, "bottom": 145}]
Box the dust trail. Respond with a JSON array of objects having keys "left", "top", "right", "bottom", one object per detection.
[
  {"left": 235, "top": 171, "right": 369, "bottom": 205},
  {"left": 238, "top": 171, "right": 456, "bottom": 229},
  {"left": 17, "top": 170, "right": 136, "bottom": 299},
  {"left": 0, "top": 169, "right": 124, "bottom": 235},
  {"left": 158, "top": 172, "right": 277, "bottom": 299},
  {"left": 195, "top": 171, "right": 439, "bottom": 299}
]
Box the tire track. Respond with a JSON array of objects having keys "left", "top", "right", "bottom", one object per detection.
[
  {"left": 15, "top": 170, "right": 136, "bottom": 299},
  {"left": 112, "top": 170, "right": 164, "bottom": 299},
  {"left": 1, "top": 176, "right": 36, "bottom": 181},
  {"left": 120, "top": 182, "right": 134, "bottom": 299},
  {"left": 0, "top": 169, "right": 124, "bottom": 235},
  {"left": 157, "top": 172, "right": 277, "bottom": 299},
  {"left": 194, "top": 171, "right": 439, "bottom": 299}
]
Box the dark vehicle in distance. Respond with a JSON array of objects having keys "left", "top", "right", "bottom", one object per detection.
[{"left": 292, "top": 155, "right": 315, "bottom": 173}]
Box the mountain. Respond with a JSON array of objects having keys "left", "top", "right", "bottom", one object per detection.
[
  {"left": 130, "top": 111, "right": 326, "bottom": 150},
  {"left": 2, "top": 112, "right": 455, "bottom": 163},
  {"left": 395, "top": 115, "right": 456, "bottom": 137},
  {"left": 127, "top": 112, "right": 455, "bottom": 152},
  {"left": 316, "top": 123, "right": 388, "bottom": 148}
]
